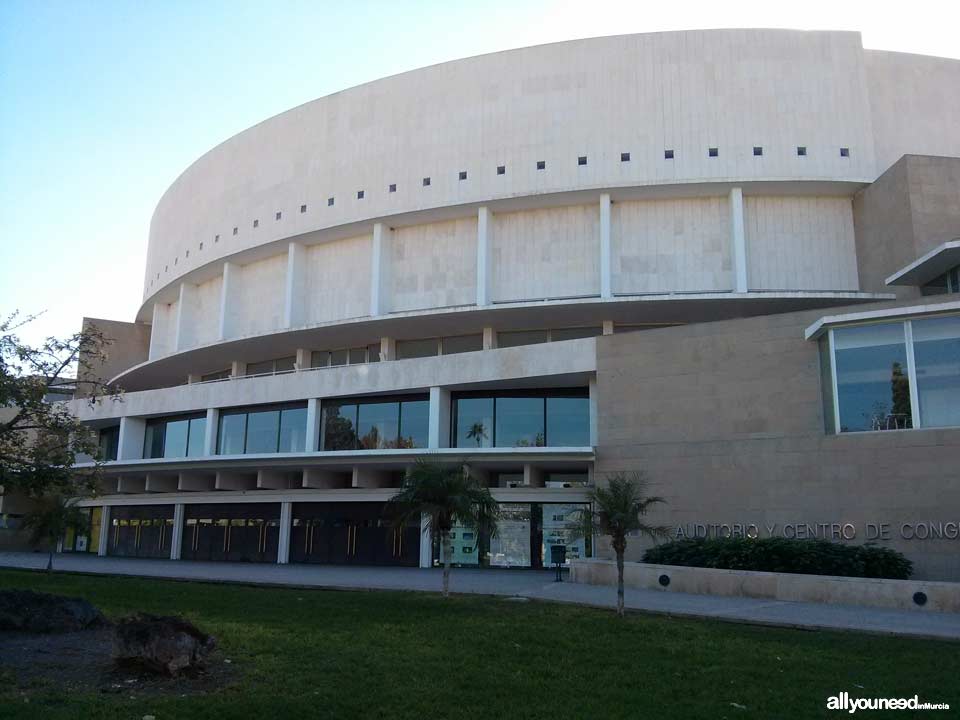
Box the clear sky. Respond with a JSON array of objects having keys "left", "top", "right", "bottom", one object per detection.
[{"left": 1, "top": 0, "right": 957, "bottom": 346}]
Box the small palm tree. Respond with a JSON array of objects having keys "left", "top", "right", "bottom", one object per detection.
[
  {"left": 466, "top": 422, "right": 487, "bottom": 447},
  {"left": 569, "top": 472, "right": 668, "bottom": 616},
  {"left": 21, "top": 495, "right": 88, "bottom": 572},
  {"left": 388, "top": 459, "right": 500, "bottom": 598}
]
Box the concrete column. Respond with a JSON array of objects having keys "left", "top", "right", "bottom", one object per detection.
[
  {"left": 204, "top": 408, "right": 219, "bottom": 455},
  {"left": 428, "top": 386, "right": 451, "bottom": 449},
  {"left": 187, "top": 373, "right": 201, "bottom": 384},
  {"left": 370, "top": 223, "right": 388, "bottom": 316},
  {"left": 170, "top": 503, "right": 185, "bottom": 560},
  {"left": 523, "top": 464, "right": 545, "bottom": 488},
  {"left": 602, "top": 320, "right": 614, "bottom": 335},
  {"left": 482, "top": 327, "right": 497, "bottom": 350},
  {"left": 588, "top": 376, "right": 599, "bottom": 447},
  {"left": 295, "top": 348, "right": 310, "bottom": 371},
  {"left": 230, "top": 360, "right": 246, "bottom": 378},
  {"left": 729, "top": 187, "right": 748, "bottom": 293},
  {"left": 284, "top": 242, "right": 306, "bottom": 328},
  {"left": 174, "top": 282, "right": 196, "bottom": 351},
  {"left": 117, "top": 417, "right": 146, "bottom": 460},
  {"left": 379, "top": 336, "right": 396, "bottom": 361},
  {"left": 277, "top": 501, "right": 292, "bottom": 564},
  {"left": 305, "top": 398, "right": 321, "bottom": 452},
  {"left": 600, "top": 193, "right": 612, "bottom": 298},
  {"left": 476, "top": 206, "right": 491, "bottom": 306},
  {"left": 148, "top": 302, "right": 164, "bottom": 360},
  {"left": 419, "top": 513, "right": 432, "bottom": 568},
  {"left": 219, "top": 261, "right": 238, "bottom": 340},
  {"left": 97, "top": 505, "right": 111, "bottom": 557}
]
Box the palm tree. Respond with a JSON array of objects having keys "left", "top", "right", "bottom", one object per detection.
[
  {"left": 466, "top": 422, "right": 487, "bottom": 447},
  {"left": 569, "top": 472, "right": 668, "bottom": 616},
  {"left": 387, "top": 459, "right": 500, "bottom": 598},
  {"left": 21, "top": 495, "right": 88, "bottom": 572}
]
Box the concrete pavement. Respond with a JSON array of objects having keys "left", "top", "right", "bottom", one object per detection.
[{"left": 1, "top": 552, "right": 958, "bottom": 641}]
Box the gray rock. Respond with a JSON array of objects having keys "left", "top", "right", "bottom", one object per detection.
[
  {"left": 113, "top": 613, "right": 216, "bottom": 676},
  {"left": 0, "top": 589, "right": 106, "bottom": 633}
]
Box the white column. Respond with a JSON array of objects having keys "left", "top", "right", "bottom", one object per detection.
[
  {"left": 523, "top": 464, "right": 544, "bottom": 487},
  {"left": 482, "top": 327, "right": 497, "bottom": 350},
  {"left": 419, "top": 513, "right": 432, "bottom": 568},
  {"left": 170, "top": 503, "right": 185, "bottom": 560},
  {"left": 600, "top": 193, "right": 612, "bottom": 298},
  {"left": 203, "top": 408, "right": 219, "bottom": 455},
  {"left": 219, "top": 261, "right": 238, "bottom": 340},
  {"left": 729, "top": 187, "right": 748, "bottom": 293},
  {"left": 295, "top": 348, "right": 310, "bottom": 371},
  {"left": 588, "top": 376, "right": 599, "bottom": 447},
  {"left": 117, "top": 417, "right": 146, "bottom": 460},
  {"left": 277, "top": 501, "right": 292, "bottom": 564},
  {"left": 370, "top": 223, "right": 387, "bottom": 316},
  {"left": 230, "top": 360, "right": 246, "bottom": 378},
  {"left": 148, "top": 302, "right": 164, "bottom": 360},
  {"left": 428, "top": 387, "right": 451, "bottom": 449},
  {"left": 476, "top": 206, "right": 491, "bottom": 306},
  {"left": 305, "top": 398, "right": 321, "bottom": 452},
  {"left": 174, "top": 282, "right": 196, "bottom": 351},
  {"left": 602, "top": 320, "right": 614, "bottom": 335},
  {"left": 284, "top": 242, "right": 306, "bottom": 328},
  {"left": 379, "top": 336, "right": 395, "bottom": 361},
  {"left": 97, "top": 505, "right": 111, "bottom": 557}
]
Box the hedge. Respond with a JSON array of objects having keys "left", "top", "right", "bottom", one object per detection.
[{"left": 641, "top": 537, "right": 912, "bottom": 580}]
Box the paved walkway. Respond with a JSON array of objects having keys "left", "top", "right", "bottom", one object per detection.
[{"left": 2, "top": 552, "right": 958, "bottom": 641}]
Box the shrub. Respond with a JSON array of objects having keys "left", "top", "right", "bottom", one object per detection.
[{"left": 642, "top": 537, "right": 912, "bottom": 580}]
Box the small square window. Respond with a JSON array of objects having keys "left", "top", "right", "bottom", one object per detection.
[
  {"left": 753, "top": 146, "right": 763, "bottom": 156},
  {"left": 275, "top": 211, "right": 282, "bottom": 220},
  {"left": 422, "top": 177, "right": 430, "bottom": 186},
  {"left": 708, "top": 147, "right": 718, "bottom": 158},
  {"left": 577, "top": 155, "right": 587, "bottom": 166},
  {"left": 389, "top": 183, "right": 397, "bottom": 192},
  {"left": 664, "top": 149, "right": 674, "bottom": 159},
  {"left": 214, "top": 234, "right": 219, "bottom": 242},
  {"left": 199, "top": 242, "right": 203, "bottom": 250},
  {"left": 233, "top": 227, "right": 238, "bottom": 235},
  {"left": 327, "top": 197, "right": 334, "bottom": 206},
  {"left": 459, "top": 171, "right": 467, "bottom": 180},
  {"left": 497, "top": 165, "right": 505, "bottom": 175},
  {"left": 840, "top": 147, "right": 850, "bottom": 157},
  {"left": 797, "top": 146, "right": 807, "bottom": 156},
  {"left": 253, "top": 219, "right": 259, "bottom": 228},
  {"left": 357, "top": 190, "right": 364, "bottom": 199},
  {"left": 536, "top": 160, "right": 545, "bottom": 170},
  {"left": 620, "top": 152, "right": 630, "bottom": 162},
  {"left": 300, "top": 204, "right": 307, "bottom": 213}
]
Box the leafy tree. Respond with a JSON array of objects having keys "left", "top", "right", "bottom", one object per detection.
[
  {"left": 21, "top": 495, "right": 89, "bottom": 571},
  {"left": 569, "top": 472, "right": 669, "bottom": 616},
  {"left": 387, "top": 459, "right": 500, "bottom": 597},
  {"left": 1, "top": 312, "right": 114, "bottom": 498}
]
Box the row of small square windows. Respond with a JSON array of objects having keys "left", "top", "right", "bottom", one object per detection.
[{"left": 153, "top": 146, "right": 852, "bottom": 280}]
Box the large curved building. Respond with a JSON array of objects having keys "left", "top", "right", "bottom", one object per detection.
[{"left": 54, "top": 29, "right": 960, "bottom": 578}]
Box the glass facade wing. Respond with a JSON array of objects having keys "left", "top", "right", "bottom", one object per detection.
[
  {"left": 545, "top": 397, "right": 590, "bottom": 446},
  {"left": 217, "top": 413, "right": 248, "bottom": 455},
  {"left": 912, "top": 316, "right": 960, "bottom": 428},
  {"left": 495, "top": 397, "right": 545, "bottom": 447},
  {"left": 245, "top": 409, "right": 281, "bottom": 453}
]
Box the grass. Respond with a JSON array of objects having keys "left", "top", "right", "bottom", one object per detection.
[{"left": 0, "top": 569, "right": 957, "bottom": 719}]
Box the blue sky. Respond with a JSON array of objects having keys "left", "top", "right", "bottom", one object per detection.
[{"left": 1, "top": 0, "right": 957, "bottom": 347}]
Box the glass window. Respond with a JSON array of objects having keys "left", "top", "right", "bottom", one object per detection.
[
  {"left": 454, "top": 397, "right": 494, "bottom": 448},
  {"left": 311, "top": 351, "right": 330, "bottom": 368},
  {"left": 275, "top": 356, "right": 296, "bottom": 372},
  {"left": 321, "top": 403, "right": 358, "bottom": 450},
  {"left": 187, "top": 416, "right": 206, "bottom": 457},
  {"left": 541, "top": 503, "right": 590, "bottom": 565},
  {"left": 246, "top": 360, "right": 274, "bottom": 376},
  {"left": 357, "top": 402, "right": 400, "bottom": 449},
  {"left": 438, "top": 520, "right": 480, "bottom": 566},
  {"left": 348, "top": 347, "right": 367, "bottom": 365},
  {"left": 399, "top": 400, "right": 429, "bottom": 448},
  {"left": 834, "top": 323, "right": 911, "bottom": 432},
  {"left": 546, "top": 397, "right": 590, "bottom": 445},
  {"left": 488, "top": 504, "right": 531, "bottom": 567},
  {"left": 245, "top": 410, "right": 281, "bottom": 453},
  {"left": 551, "top": 327, "right": 602, "bottom": 341},
  {"left": 441, "top": 334, "right": 483, "bottom": 355},
  {"left": 98, "top": 426, "right": 119, "bottom": 461},
  {"left": 201, "top": 369, "right": 231, "bottom": 382},
  {"left": 144, "top": 422, "right": 164, "bottom": 458},
  {"left": 218, "top": 413, "right": 247, "bottom": 454},
  {"left": 330, "top": 349, "right": 348, "bottom": 367},
  {"left": 496, "top": 397, "right": 545, "bottom": 447},
  {"left": 819, "top": 337, "right": 836, "bottom": 434},
  {"left": 279, "top": 407, "right": 307, "bottom": 453},
  {"left": 497, "top": 330, "right": 549, "bottom": 348},
  {"left": 367, "top": 343, "right": 381, "bottom": 363},
  {"left": 396, "top": 338, "right": 438, "bottom": 359},
  {"left": 912, "top": 316, "right": 960, "bottom": 428}
]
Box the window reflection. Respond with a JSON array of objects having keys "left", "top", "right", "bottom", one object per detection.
[
  {"left": 912, "top": 316, "right": 960, "bottom": 428},
  {"left": 488, "top": 504, "right": 531, "bottom": 567},
  {"left": 496, "top": 397, "right": 544, "bottom": 447},
  {"left": 452, "top": 390, "right": 589, "bottom": 448},
  {"left": 145, "top": 414, "right": 206, "bottom": 458},
  {"left": 834, "top": 324, "right": 911, "bottom": 432},
  {"left": 217, "top": 404, "right": 307, "bottom": 454},
  {"left": 322, "top": 397, "right": 428, "bottom": 450}
]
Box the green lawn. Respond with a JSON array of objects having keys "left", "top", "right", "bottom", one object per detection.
[{"left": 0, "top": 569, "right": 957, "bottom": 719}]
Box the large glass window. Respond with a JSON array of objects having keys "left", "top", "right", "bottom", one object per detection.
[
  {"left": 98, "top": 425, "right": 120, "bottom": 461},
  {"left": 541, "top": 503, "right": 590, "bottom": 565},
  {"left": 217, "top": 403, "right": 307, "bottom": 454},
  {"left": 144, "top": 414, "right": 206, "bottom": 458},
  {"left": 441, "top": 334, "right": 483, "bottom": 355},
  {"left": 488, "top": 504, "right": 532, "bottom": 567},
  {"left": 396, "top": 338, "right": 439, "bottom": 360},
  {"left": 823, "top": 314, "right": 960, "bottom": 433},
  {"left": 321, "top": 396, "right": 428, "bottom": 450},
  {"left": 912, "top": 316, "right": 960, "bottom": 428},
  {"left": 452, "top": 390, "right": 590, "bottom": 448}
]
